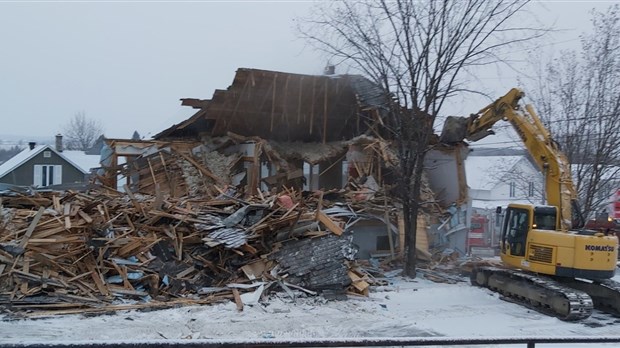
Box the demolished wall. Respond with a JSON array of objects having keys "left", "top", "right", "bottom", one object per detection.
[{"left": 424, "top": 144, "right": 471, "bottom": 255}]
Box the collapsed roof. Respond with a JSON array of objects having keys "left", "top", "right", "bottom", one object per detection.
[{"left": 154, "top": 68, "right": 391, "bottom": 142}]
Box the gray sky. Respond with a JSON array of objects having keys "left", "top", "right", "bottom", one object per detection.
[{"left": 0, "top": 0, "right": 617, "bottom": 141}]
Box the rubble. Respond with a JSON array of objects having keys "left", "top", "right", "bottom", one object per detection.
[{"left": 0, "top": 182, "right": 410, "bottom": 318}]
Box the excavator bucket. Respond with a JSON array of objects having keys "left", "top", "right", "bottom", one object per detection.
[{"left": 439, "top": 116, "right": 469, "bottom": 144}]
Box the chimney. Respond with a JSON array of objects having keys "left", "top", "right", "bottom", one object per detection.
[
  {"left": 324, "top": 65, "right": 335, "bottom": 75},
  {"left": 28, "top": 142, "right": 36, "bottom": 150},
  {"left": 55, "top": 133, "right": 63, "bottom": 152}
]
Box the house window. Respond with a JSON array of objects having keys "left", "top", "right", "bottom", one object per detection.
[
  {"left": 528, "top": 182, "right": 535, "bottom": 197},
  {"left": 509, "top": 182, "right": 516, "bottom": 198},
  {"left": 43, "top": 151, "right": 51, "bottom": 158},
  {"left": 376, "top": 235, "right": 391, "bottom": 251},
  {"left": 33, "top": 165, "right": 62, "bottom": 187}
]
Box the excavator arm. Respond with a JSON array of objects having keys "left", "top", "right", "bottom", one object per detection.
[{"left": 441, "top": 88, "right": 582, "bottom": 230}]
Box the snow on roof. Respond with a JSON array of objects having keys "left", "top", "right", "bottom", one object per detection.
[
  {"left": 0, "top": 145, "right": 100, "bottom": 179},
  {"left": 62, "top": 151, "right": 101, "bottom": 173},
  {"left": 0, "top": 144, "right": 48, "bottom": 179},
  {"left": 465, "top": 155, "right": 523, "bottom": 190}
]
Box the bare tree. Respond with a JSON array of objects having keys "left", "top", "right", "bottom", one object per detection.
[
  {"left": 529, "top": 5, "right": 620, "bottom": 219},
  {"left": 300, "top": 0, "right": 543, "bottom": 277},
  {"left": 0, "top": 145, "right": 22, "bottom": 164},
  {"left": 63, "top": 112, "right": 104, "bottom": 151}
]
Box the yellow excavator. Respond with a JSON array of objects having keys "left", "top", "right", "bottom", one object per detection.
[{"left": 441, "top": 88, "right": 619, "bottom": 320}]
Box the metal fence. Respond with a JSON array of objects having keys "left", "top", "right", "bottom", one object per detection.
[{"left": 3, "top": 336, "right": 620, "bottom": 348}]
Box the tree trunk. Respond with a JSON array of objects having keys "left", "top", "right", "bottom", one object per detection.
[{"left": 403, "top": 199, "right": 418, "bottom": 278}]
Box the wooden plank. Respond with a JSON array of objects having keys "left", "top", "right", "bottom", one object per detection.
[
  {"left": 316, "top": 211, "right": 343, "bottom": 236},
  {"left": 67, "top": 272, "right": 93, "bottom": 283},
  {"left": 240, "top": 243, "right": 257, "bottom": 255},
  {"left": 53, "top": 196, "right": 62, "bottom": 212},
  {"left": 110, "top": 261, "right": 134, "bottom": 290},
  {"left": 416, "top": 214, "right": 432, "bottom": 260},
  {"left": 31, "top": 222, "right": 86, "bottom": 239},
  {"left": 85, "top": 256, "right": 110, "bottom": 297},
  {"left": 77, "top": 210, "right": 93, "bottom": 224},
  {"left": 123, "top": 184, "right": 146, "bottom": 216},
  {"left": 240, "top": 261, "right": 265, "bottom": 280},
  {"left": 41, "top": 268, "right": 50, "bottom": 289},
  {"left": 384, "top": 192, "right": 395, "bottom": 259},
  {"left": 315, "top": 191, "right": 324, "bottom": 219},
  {"left": 22, "top": 297, "right": 224, "bottom": 318},
  {"left": 348, "top": 270, "right": 370, "bottom": 295},
  {"left": 108, "top": 286, "right": 148, "bottom": 297},
  {"left": 19, "top": 206, "right": 45, "bottom": 248},
  {"left": 116, "top": 239, "right": 146, "bottom": 257},
  {"left": 232, "top": 288, "right": 243, "bottom": 312},
  {"left": 30, "top": 253, "right": 77, "bottom": 278},
  {"left": 124, "top": 212, "right": 136, "bottom": 232},
  {"left": 28, "top": 236, "right": 84, "bottom": 244},
  {"left": 13, "top": 269, "right": 65, "bottom": 287},
  {"left": 96, "top": 204, "right": 109, "bottom": 222},
  {"left": 176, "top": 229, "right": 183, "bottom": 261},
  {"left": 158, "top": 152, "right": 177, "bottom": 197},
  {"left": 0, "top": 251, "right": 16, "bottom": 265},
  {"left": 176, "top": 266, "right": 196, "bottom": 279},
  {"left": 70, "top": 204, "right": 80, "bottom": 217},
  {"left": 20, "top": 257, "right": 30, "bottom": 294},
  {"left": 150, "top": 184, "right": 164, "bottom": 211},
  {"left": 64, "top": 203, "right": 71, "bottom": 230},
  {"left": 147, "top": 158, "right": 158, "bottom": 188}
]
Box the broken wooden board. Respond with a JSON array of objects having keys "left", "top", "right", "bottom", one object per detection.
[{"left": 316, "top": 211, "right": 344, "bottom": 236}]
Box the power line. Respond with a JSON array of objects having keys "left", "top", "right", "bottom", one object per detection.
[{"left": 541, "top": 114, "right": 620, "bottom": 123}]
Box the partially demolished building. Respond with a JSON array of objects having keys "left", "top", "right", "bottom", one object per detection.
[{"left": 0, "top": 68, "right": 470, "bottom": 316}]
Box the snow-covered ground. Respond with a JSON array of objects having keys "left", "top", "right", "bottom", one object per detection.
[{"left": 1, "top": 271, "right": 619, "bottom": 347}]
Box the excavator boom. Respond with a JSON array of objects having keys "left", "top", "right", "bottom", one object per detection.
[{"left": 441, "top": 88, "right": 580, "bottom": 229}]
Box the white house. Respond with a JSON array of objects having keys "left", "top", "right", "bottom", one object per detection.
[
  {"left": 465, "top": 155, "right": 544, "bottom": 210},
  {"left": 463, "top": 154, "right": 544, "bottom": 254}
]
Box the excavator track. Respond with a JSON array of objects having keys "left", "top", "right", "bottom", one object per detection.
[
  {"left": 556, "top": 278, "right": 620, "bottom": 316},
  {"left": 471, "top": 266, "right": 593, "bottom": 321}
]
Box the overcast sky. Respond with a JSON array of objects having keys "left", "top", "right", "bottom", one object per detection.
[{"left": 0, "top": 0, "right": 617, "bottom": 141}]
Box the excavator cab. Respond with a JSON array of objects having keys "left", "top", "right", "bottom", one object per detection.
[
  {"left": 500, "top": 205, "right": 531, "bottom": 257},
  {"left": 497, "top": 203, "right": 617, "bottom": 278},
  {"left": 499, "top": 205, "right": 559, "bottom": 257}
]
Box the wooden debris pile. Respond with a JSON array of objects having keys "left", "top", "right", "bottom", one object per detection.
[
  {"left": 0, "top": 132, "right": 449, "bottom": 317},
  {"left": 0, "top": 187, "right": 384, "bottom": 317}
]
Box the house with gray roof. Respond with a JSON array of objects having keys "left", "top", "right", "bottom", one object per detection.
[{"left": 0, "top": 141, "right": 100, "bottom": 188}]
